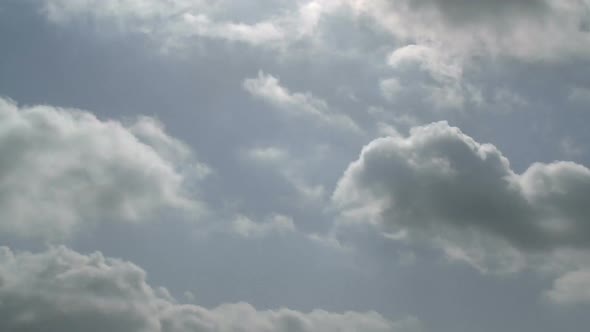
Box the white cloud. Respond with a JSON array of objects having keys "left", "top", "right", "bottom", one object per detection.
[
  {"left": 333, "top": 121, "right": 590, "bottom": 271},
  {"left": 243, "top": 71, "right": 361, "bottom": 132},
  {"left": 375, "top": 122, "right": 402, "bottom": 138},
  {"left": 0, "top": 97, "right": 205, "bottom": 240},
  {"left": 245, "top": 146, "right": 290, "bottom": 164},
  {"left": 43, "top": 0, "right": 196, "bottom": 23},
  {"left": 39, "top": 0, "right": 590, "bottom": 62},
  {"left": 387, "top": 45, "right": 462, "bottom": 82},
  {"left": 182, "top": 13, "right": 286, "bottom": 46},
  {"left": 346, "top": 0, "right": 590, "bottom": 61},
  {"left": 546, "top": 268, "right": 590, "bottom": 305},
  {"left": 42, "top": 0, "right": 289, "bottom": 49},
  {"left": 383, "top": 44, "right": 490, "bottom": 111},
  {"left": 0, "top": 245, "right": 421, "bottom": 332},
  {"left": 232, "top": 214, "right": 296, "bottom": 238}
]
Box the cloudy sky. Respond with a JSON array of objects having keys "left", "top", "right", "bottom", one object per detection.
[{"left": 0, "top": 0, "right": 589, "bottom": 331}]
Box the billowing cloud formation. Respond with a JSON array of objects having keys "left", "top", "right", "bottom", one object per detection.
[
  {"left": 0, "top": 246, "right": 421, "bottom": 332},
  {"left": 334, "top": 121, "right": 590, "bottom": 254},
  {"left": 0, "top": 97, "right": 205, "bottom": 239}
]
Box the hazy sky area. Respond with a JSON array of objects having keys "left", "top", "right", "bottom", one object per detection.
[{"left": 1, "top": 1, "right": 590, "bottom": 331}]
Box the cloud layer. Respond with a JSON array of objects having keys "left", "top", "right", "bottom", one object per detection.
[
  {"left": 0, "top": 246, "right": 421, "bottom": 332},
  {"left": 0, "top": 98, "right": 205, "bottom": 239},
  {"left": 38, "top": 0, "right": 590, "bottom": 61}
]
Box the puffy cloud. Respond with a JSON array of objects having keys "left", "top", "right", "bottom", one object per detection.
[
  {"left": 243, "top": 71, "right": 361, "bottom": 132},
  {"left": 546, "top": 268, "right": 590, "bottom": 305},
  {"left": 0, "top": 97, "right": 205, "bottom": 240},
  {"left": 0, "top": 245, "right": 421, "bottom": 332},
  {"left": 382, "top": 44, "right": 484, "bottom": 111},
  {"left": 333, "top": 121, "right": 590, "bottom": 268}
]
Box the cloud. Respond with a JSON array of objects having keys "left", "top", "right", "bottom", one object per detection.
[
  {"left": 39, "top": 0, "right": 317, "bottom": 51},
  {"left": 387, "top": 44, "right": 462, "bottom": 82},
  {"left": 38, "top": 0, "right": 590, "bottom": 62},
  {"left": 181, "top": 13, "right": 286, "bottom": 46},
  {"left": 41, "top": 0, "right": 290, "bottom": 50},
  {"left": 381, "top": 44, "right": 483, "bottom": 111},
  {"left": 42, "top": 0, "right": 190, "bottom": 23},
  {"left": 350, "top": 0, "right": 590, "bottom": 61},
  {"left": 232, "top": 214, "right": 296, "bottom": 238},
  {"left": 243, "top": 71, "right": 361, "bottom": 132},
  {"left": 333, "top": 121, "right": 590, "bottom": 269},
  {"left": 0, "top": 245, "right": 421, "bottom": 332},
  {"left": 0, "top": 97, "right": 205, "bottom": 240},
  {"left": 243, "top": 145, "right": 326, "bottom": 204},
  {"left": 546, "top": 268, "right": 590, "bottom": 305}
]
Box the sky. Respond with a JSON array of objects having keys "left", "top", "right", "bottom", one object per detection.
[{"left": 0, "top": 0, "right": 589, "bottom": 331}]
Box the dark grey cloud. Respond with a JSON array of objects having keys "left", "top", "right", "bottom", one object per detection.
[
  {"left": 334, "top": 121, "right": 590, "bottom": 253},
  {"left": 0, "top": 246, "right": 421, "bottom": 332}
]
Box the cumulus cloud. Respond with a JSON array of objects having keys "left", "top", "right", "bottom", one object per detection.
[
  {"left": 0, "top": 97, "right": 205, "bottom": 240},
  {"left": 0, "top": 246, "right": 421, "bottom": 332},
  {"left": 333, "top": 121, "right": 590, "bottom": 269},
  {"left": 243, "top": 71, "right": 361, "bottom": 132}
]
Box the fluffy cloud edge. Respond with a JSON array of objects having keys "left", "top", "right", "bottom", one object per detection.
[
  {"left": 0, "top": 245, "right": 422, "bottom": 332},
  {"left": 0, "top": 97, "right": 207, "bottom": 240},
  {"left": 243, "top": 71, "right": 361, "bottom": 133},
  {"left": 332, "top": 121, "right": 590, "bottom": 272}
]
